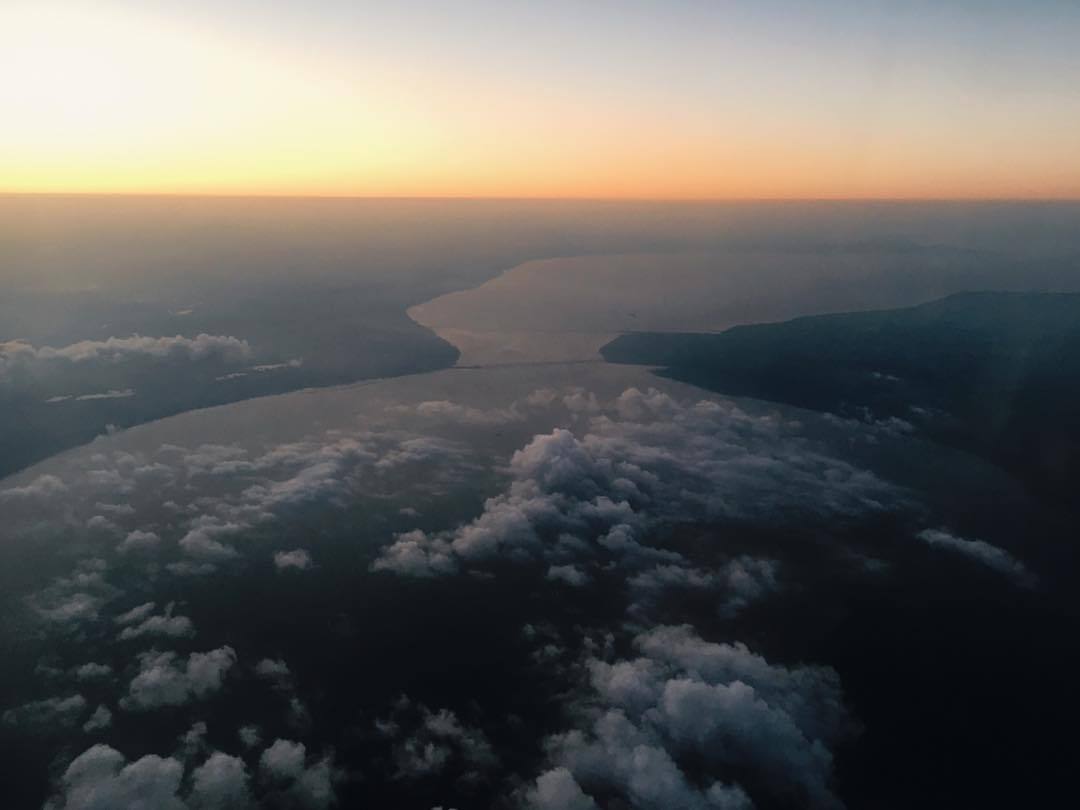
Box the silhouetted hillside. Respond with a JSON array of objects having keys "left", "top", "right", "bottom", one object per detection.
[{"left": 604, "top": 292, "right": 1080, "bottom": 499}]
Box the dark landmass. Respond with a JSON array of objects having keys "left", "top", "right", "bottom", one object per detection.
[
  {"left": 603, "top": 292, "right": 1080, "bottom": 500},
  {"left": 0, "top": 287, "right": 459, "bottom": 480}
]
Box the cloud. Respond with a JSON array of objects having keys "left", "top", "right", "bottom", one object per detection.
[
  {"left": 0, "top": 333, "right": 251, "bottom": 376},
  {"left": 528, "top": 624, "right": 852, "bottom": 809},
  {"left": 377, "top": 701, "right": 498, "bottom": 783},
  {"left": 4, "top": 380, "right": 915, "bottom": 808},
  {"left": 251, "top": 360, "right": 303, "bottom": 373},
  {"left": 525, "top": 767, "right": 598, "bottom": 810},
  {"left": 259, "top": 739, "right": 307, "bottom": 781},
  {"left": 5, "top": 419, "right": 477, "bottom": 611},
  {"left": 627, "top": 556, "right": 779, "bottom": 619},
  {"left": 87, "top": 430, "right": 455, "bottom": 581},
  {"left": 29, "top": 559, "right": 118, "bottom": 629},
  {"left": 372, "top": 530, "right": 458, "bottom": 578},
  {"left": 86, "top": 515, "right": 121, "bottom": 535},
  {"left": 2, "top": 694, "right": 87, "bottom": 730},
  {"left": 179, "top": 523, "right": 243, "bottom": 564},
  {"left": 254, "top": 658, "right": 293, "bottom": 692},
  {"left": 116, "top": 604, "right": 196, "bottom": 642},
  {"left": 73, "top": 662, "right": 113, "bottom": 681},
  {"left": 115, "top": 602, "right": 157, "bottom": 625},
  {"left": 259, "top": 740, "right": 340, "bottom": 810},
  {"left": 273, "top": 549, "right": 313, "bottom": 571},
  {"left": 189, "top": 752, "right": 252, "bottom": 810},
  {"left": 535, "top": 713, "right": 753, "bottom": 810},
  {"left": 374, "top": 436, "right": 470, "bottom": 472},
  {"left": 43, "top": 745, "right": 186, "bottom": 810},
  {"left": 180, "top": 722, "right": 210, "bottom": 758},
  {"left": 218, "top": 360, "right": 303, "bottom": 381},
  {"left": 238, "top": 725, "right": 262, "bottom": 749},
  {"left": 44, "top": 746, "right": 251, "bottom": 810},
  {"left": 717, "top": 556, "right": 780, "bottom": 617},
  {"left": 0, "top": 473, "right": 67, "bottom": 501},
  {"left": 255, "top": 658, "right": 291, "bottom": 679},
  {"left": 95, "top": 501, "right": 136, "bottom": 517},
  {"left": 917, "top": 529, "right": 1035, "bottom": 586},
  {"left": 73, "top": 388, "right": 136, "bottom": 402},
  {"left": 120, "top": 647, "right": 236, "bottom": 711},
  {"left": 33, "top": 592, "right": 106, "bottom": 626},
  {"left": 82, "top": 705, "right": 113, "bottom": 733},
  {"left": 373, "top": 388, "right": 897, "bottom": 580},
  {"left": 118, "top": 529, "right": 162, "bottom": 554},
  {"left": 546, "top": 564, "right": 591, "bottom": 587},
  {"left": 167, "top": 443, "right": 249, "bottom": 475},
  {"left": 392, "top": 399, "right": 525, "bottom": 426}
]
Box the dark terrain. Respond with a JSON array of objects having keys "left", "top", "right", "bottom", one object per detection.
[{"left": 605, "top": 292, "right": 1080, "bottom": 500}]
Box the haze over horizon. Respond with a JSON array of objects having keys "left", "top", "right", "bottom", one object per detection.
[{"left": 4, "top": 0, "right": 1080, "bottom": 199}]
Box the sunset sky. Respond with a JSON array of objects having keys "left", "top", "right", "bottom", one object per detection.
[{"left": 3, "top": 0, "right": 1079, "bottom": 199}]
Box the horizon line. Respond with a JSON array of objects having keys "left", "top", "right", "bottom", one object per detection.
[{"left": 3, "top": 191, "right": 1080, "bottom": 204}]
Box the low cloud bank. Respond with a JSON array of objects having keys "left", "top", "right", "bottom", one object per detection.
[{"left": 1, "top": 334, "right": 251, "bottom": 377}]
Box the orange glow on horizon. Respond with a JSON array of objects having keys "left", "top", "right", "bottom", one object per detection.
[{"left": 3, "top": 2, "right": 1079, "bottom": 201}]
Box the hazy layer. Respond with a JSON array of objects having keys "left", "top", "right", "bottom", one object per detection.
[{"left": 6, "top": 197, "right": 1080, "bottom": 475}]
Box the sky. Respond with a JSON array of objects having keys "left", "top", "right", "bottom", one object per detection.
[{"left": 2, "top": 0, "right": 1079, "bottom": 199}]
